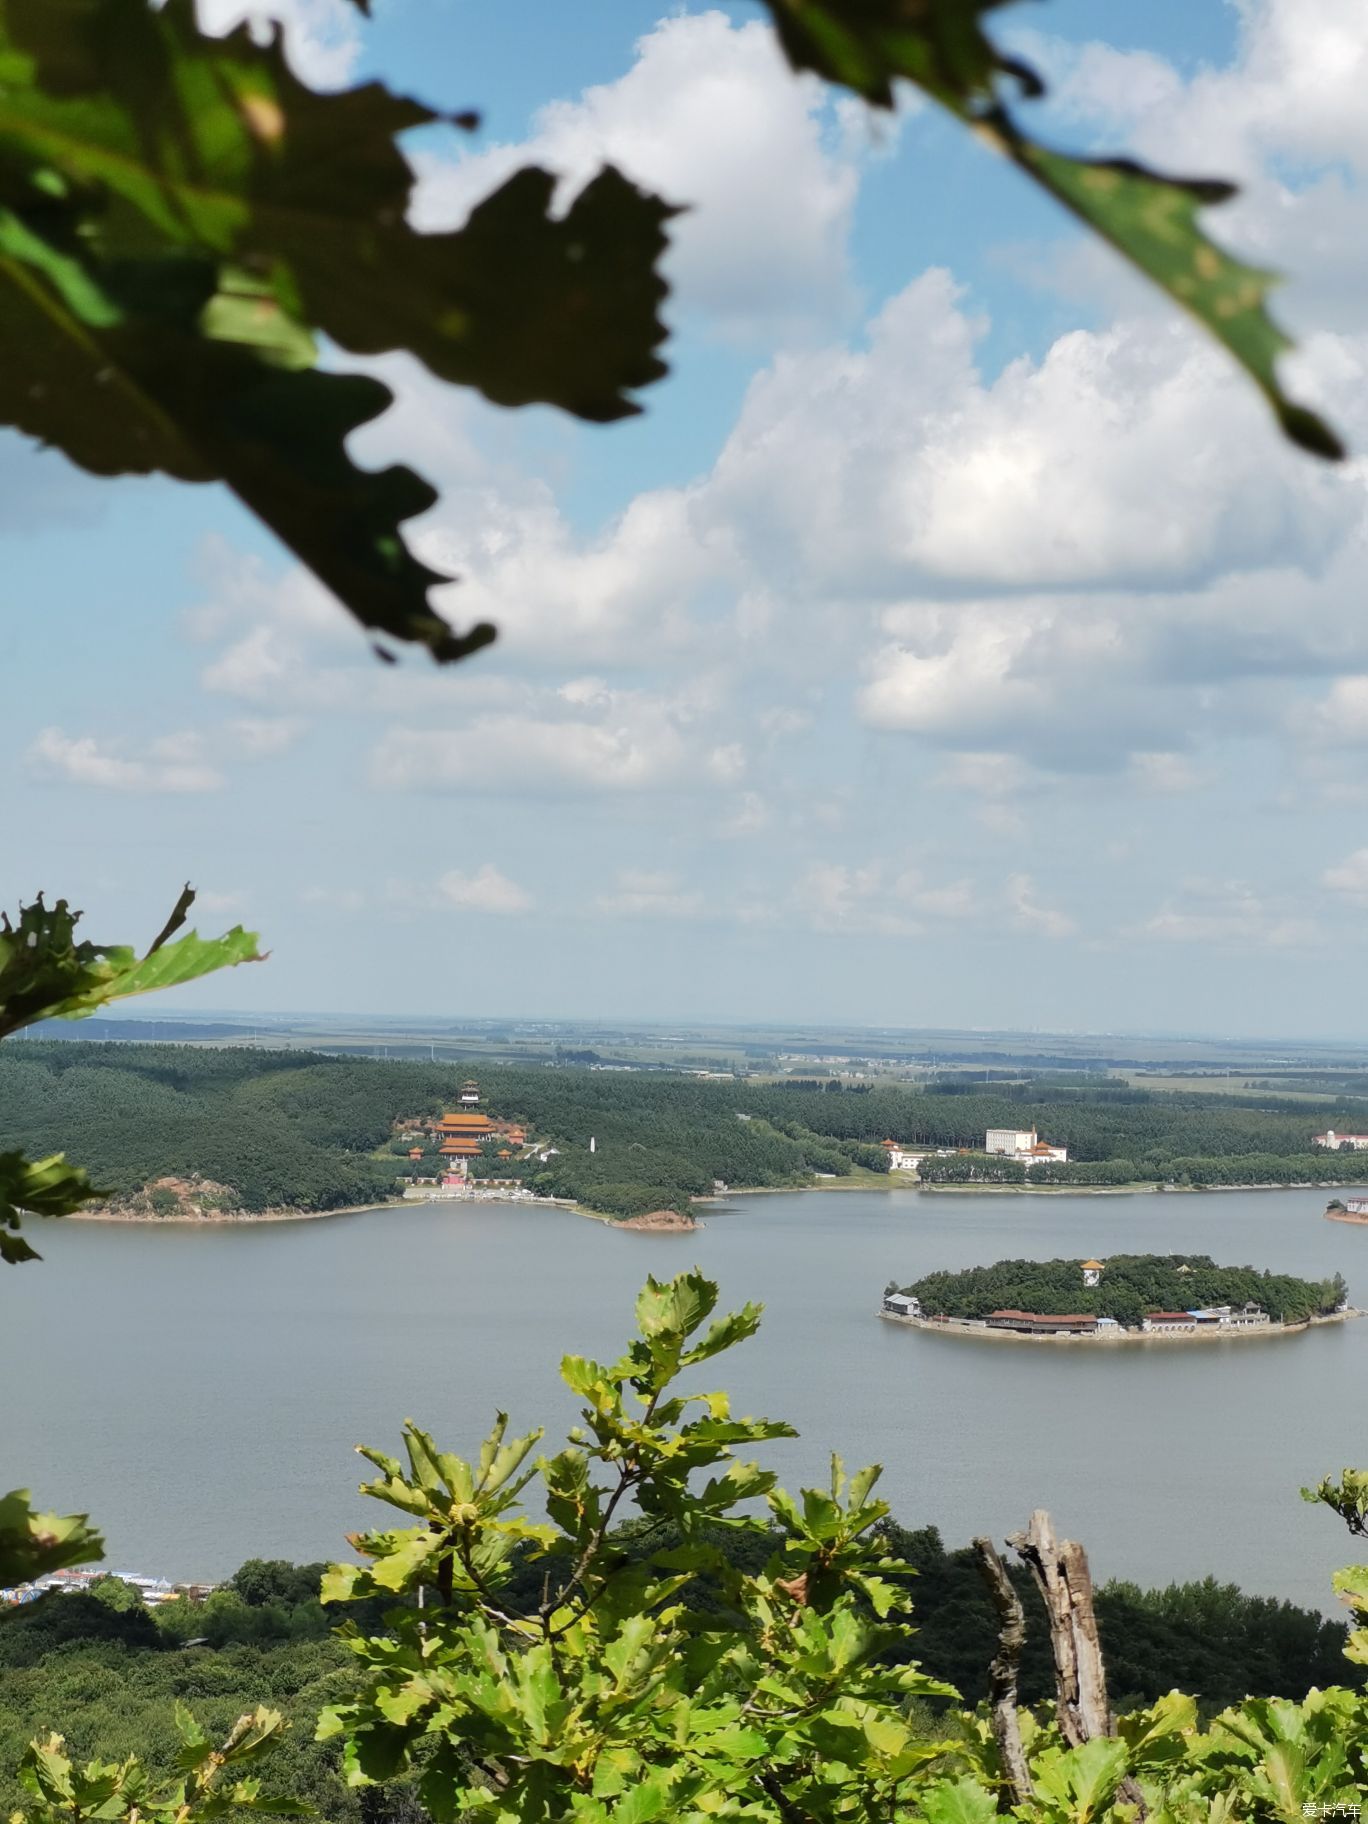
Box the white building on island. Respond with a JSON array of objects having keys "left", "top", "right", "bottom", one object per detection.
[
  {"left": 882, "top": 1292, "right": 922, "bottom": 1318},
  {"left": 1314, "top": 1130, "right": 1368, "bottom": 1151}
]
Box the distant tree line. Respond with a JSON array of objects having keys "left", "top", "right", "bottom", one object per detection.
[{"left": 8, "top": 1044, "right": 1368, "bottom": 1221}]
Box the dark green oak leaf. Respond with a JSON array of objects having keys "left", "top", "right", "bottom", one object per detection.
[
  {"left": 761, "top": 0, "right": 1006, "bottom": 109},
  {"left": 0, "top": 1151, "right": 101, "bottom": 1263},
  {"left": 1, "top": 0, "right": 675, "bottom": 423},
  {"left": 0, "top": 1489, "right": 104, "bottom": 1589},
  {"left": 0, "top": 886, "right": 261, "bottom": 1037},
  {"left": 0, "top": 218, "right": 493, "bottom": 659},
  {"left": 758, "top": 0, "right": 1343, "bottom": 460},
  {"left": 0, "top": 887, "right": 261, "bottom": 1261},
  {"left": 1003, "top": 141, "right": 1343, "bottom": 458}
]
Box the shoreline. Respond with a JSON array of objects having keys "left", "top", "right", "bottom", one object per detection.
[
  {"left": 879, "top": 1307, "right": 1364, "bottom": 1346},
  {"left": 68, "top": 1200, "right": 395, "bottom": 1226},
  {"left": 64, "top": 1175, "right": 1368, "bottom": 1230},
  {"left": 68, "top": 1191, "right": 579, "bottom": 1226}
]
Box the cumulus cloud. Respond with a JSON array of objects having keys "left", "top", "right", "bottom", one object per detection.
[
  {"left": 1026, "top": 0, "right": 1368, "bottom": 181},
  {"left": 195, "top": 889, "right": 247, "bottom": 916},
  {"left": 1138, "top": 879, "right": 1318, "bottom": 949},
  {"left": 596, "top": 870, "right": 705, "bottom": 920},
  {"left": 1129, "top": 752, "right": 1205, "bottom": 794},
  {"left": 706, "top": 274, "right": 1362, "bottom": 604},
  {"left": 1322, "top": 849, "right": 1368, "bottom": 907},
  {"left": 28, "top": 728, "right": 224, "bottom": 794},
  {"left": 1006, "top": 874, "right": 1076, "bottom": 940},
  {"left": 228, "top": 718, "right": 304, "bottom": 758},
  {"left": 370, "top": 678, "right": 730, "bottom": 797},
  {"left": 300, "top": 885, "right": 366, "bottom": 912},
  {"left": 795, "top": 862, "right": 976, "bottom": 936},
  {"left": 436, "top": 865, "right": 533, "bottom": 915},
  {"left": 412, "top": 11, "right": 872, "bottom": 337}
]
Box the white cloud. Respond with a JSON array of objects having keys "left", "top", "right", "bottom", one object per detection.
[
  {"left": 228, "top": 718, "right": 303, "bottom": 758},
  {"left": 28, "top": 728, "right": 224, "bottom": 794},
  {"left": 1138, "top": 879, "right": 1317, "bottom": 948},
  {"left": 300, "top": 885, "right": 366, "bottom": 912},
  {"left": 1130, "top": 752, "right": 1204, "bottom": 794},
  {"left": 412, "top": 11, "right": 872, "bottom": 337},
  {"left": 1322, "top": 849, "right": 1368, "bottom": 907},
  {"left": 1006, "top": 874, "right": 1076, "bottom": 940},
  {"left": 373, "top": 710, "right": 687, "bottom": 796},
  {"left": 597, "top": 870, "right": 705, "bottom": 920},
  {"left": 795, "top": 861, "right": 975, "bottom": 936},
  {"left": 195, "top": 889, "right": 247, "bottom": 916},
  {"left": 1030, "top": 0, "right": 1368, "bottom": 181},
  {"left": 436, "top": 865, "right": 533, "bottom": 915},
  {"left": 172, "top": 0, "right": 1368, "bottom": 885},
  {"left": 194, "top": 0, "right": 362, "bottom": 87},
  {"left": 704, "top": 275, "right": 1360, "bottom": 603},
  {"left": 722, "top": 791, "right": 770, "bottom": 837},
  {"left": 1289, "top": 675, "right": 1368, "bottom": 748}
]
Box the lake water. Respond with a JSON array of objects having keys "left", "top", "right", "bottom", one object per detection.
[{"left": 5, "top": 1188, "right": 1367, "bottom": 1612}]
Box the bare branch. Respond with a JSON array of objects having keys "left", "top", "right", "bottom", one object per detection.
[{"left": 972, "top": 1536, "right": 1033, "bottom": 1808}]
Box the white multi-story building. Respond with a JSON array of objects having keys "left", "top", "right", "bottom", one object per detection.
[
  {"left": 1314, "top": 1130, "right": 1368, "bottom": 1150},
  {"left": 986, "top": 1127, "right": 1037, "bottom": 1156},
  {"left": 984, "top": 1127, "right": 1068, "bottom": 1167}
]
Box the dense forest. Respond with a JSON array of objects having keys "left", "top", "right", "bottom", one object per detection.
[
  {"left": 2, "top": 1533, "right": 1358, "bottom": 1822},
  {"left": 899, "top": 1254, "right": 1347, "bottom": 1326},
  {"left": 7, "top": 1042, "right": 1368, "bottom": 1221}
]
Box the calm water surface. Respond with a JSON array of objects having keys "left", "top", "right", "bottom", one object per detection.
[{"left": 6, "top": 1188, "right": 1366, "bottom": 1610}]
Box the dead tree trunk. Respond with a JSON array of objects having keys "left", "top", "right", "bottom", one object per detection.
[
  {"left": 972, "top": 1536, "right": 1033, "bottom": 1809},
  {"left": 1006, "top": 1509, "right": 1146, "bottom": 1817}
]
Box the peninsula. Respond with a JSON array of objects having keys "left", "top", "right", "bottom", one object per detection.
[
  {"left": 13, "top": 1038, "right": 1368, "bottom": 1230},
  {"left": 881, "top": 1254, "right": 1353, "bottom": 1343}
]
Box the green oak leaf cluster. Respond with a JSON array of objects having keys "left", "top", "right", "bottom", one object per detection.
[
  {"left": 319, "top": 1270, "right": 959, "bottom": 1823},
  {"left": 0, "top": 1490, "right": 102, "bottom": 1593},
  {"left": 309, "top": 1271, "right": 1368, "bottom": 1822},
  {"left": 0, "top": 888, "right": 261, "bottom": 1261},
  {"left": 10, "top": 1705, "right": 303, "bottom": 1824},
  {"left": 758, "top": 0, "right": 1343, "bottom": 459}
]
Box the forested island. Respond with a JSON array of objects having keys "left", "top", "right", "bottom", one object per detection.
[
  {"left": 8, "top": 1041, "right": 1368, "bottom": 1224},
  {"left": 889, "top": 1254, "right": 1349, "bottom": 1338}
]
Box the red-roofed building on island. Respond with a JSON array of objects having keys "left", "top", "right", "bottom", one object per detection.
[{"left": 985, "top": 1310, "right": 1097, "bottom": 1335}]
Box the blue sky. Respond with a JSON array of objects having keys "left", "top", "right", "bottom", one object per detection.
[{"left": 6, "top": 0, "right": 1368, "bottom": 1036}]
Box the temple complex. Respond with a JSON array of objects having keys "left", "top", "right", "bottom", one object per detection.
[{"left": 426, "top": 1083, "right": 530, "bottom": 1169}]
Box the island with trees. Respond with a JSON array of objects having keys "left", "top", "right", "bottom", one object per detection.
[{"left": 882, "top": 1254, "right": 1354, "bottom": 1342}]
